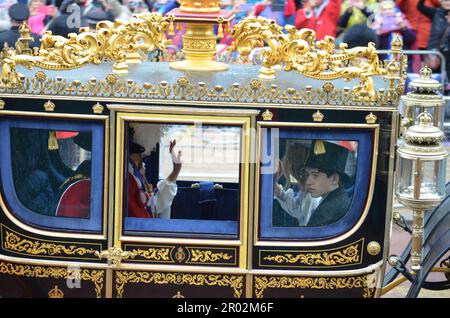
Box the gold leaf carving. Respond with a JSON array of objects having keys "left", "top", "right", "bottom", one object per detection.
[
  {"left": 228, "top": 16, "right": 404, "bottom": 101},
  {"left": 131, "top": 248, "right": 171, "bottom": 261},
  {"left": 263, "top": 244, "right": 359, "bottom": 266},
  {"left": 3, "top": 230, "right": 97, "bottom": 257},
  {"left": 188, "top": 249, "right": 233, "bottom": 263},
  {"left": 0, "top": 261, "right": 104, "bottom": 298},
  {"left": 0, "top": 12, "right": 170, "bottom": 85},
  {"left": 115, "top": 272, "right": 243, "bottom": 298},
  {"left": 253, "top": 274, "right": 375, "bottom": 298}
]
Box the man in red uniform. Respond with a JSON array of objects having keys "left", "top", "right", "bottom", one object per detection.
[
  {"left": 55, "top": 132, "right": 92, "bottom": 218},
  {"left": 295, "top": 0, "right": 342, "bottom": 39},
  {"left": 127, "top": 139, "right": 181, "bottom": 218}
]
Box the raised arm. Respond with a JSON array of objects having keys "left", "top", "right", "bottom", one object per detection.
[
  {"left": 417, "top": 0, "right": 437, "bottom": 20},
  {"left": 167, "top": 139, "right": 182, "bottom": 182}
]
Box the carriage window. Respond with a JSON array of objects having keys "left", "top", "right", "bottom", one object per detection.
[
  {"left": 11, "top": 129, "right": 92, "bottom": 218},
  {"left": 123, "top": 121, "right": 243, "bottom": 237},
  {"left": 0, "top": 118, "right": 104, "bottom": 233},
  {"left": 259, "top": 127, "right": 376, "bottom": 240}
]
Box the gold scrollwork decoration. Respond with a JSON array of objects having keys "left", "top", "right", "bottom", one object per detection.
[
  {"left": 0, "top": 12, "right": 170, "bottom": 86},
  {"left": 115, "top": 271, "right": 244, "bottom": 298},
  {"left": 228, "top": 16, "right": 404, "bottom": 101},
  {"left": 188, "top": 249, "right": 233, "bottom": 263},
  {"left": 3, "top": 229, "right": 98, "bottom": 257},
  {"left": 0, "top": 261, "right": 104, "bottom": 298},
  {"left": 262, "top": 242, "right": 361, "bottom": 267},
  {"left": 253, "top": 274, "right": 375, "bottom": 298},
  {"left": 131, "top": 247, "right": 172, "bottom": 261}
]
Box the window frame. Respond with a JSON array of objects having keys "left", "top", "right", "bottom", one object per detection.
[
  {"left": 0, "top": 114, "right": 108, "bottom": 238},
  {"left": 255, "top": 122, "right": 379, "bottom": 246},
  {"left": 115, "top": 111, "right": 252, "bottom": 245}
]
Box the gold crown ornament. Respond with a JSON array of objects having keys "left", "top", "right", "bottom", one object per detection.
[{"left": 48, "top": 285, "right": 64, "bottom": 298}]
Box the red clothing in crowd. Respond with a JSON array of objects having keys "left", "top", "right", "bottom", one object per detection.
[
  {"left": 295, "top": 0, "right": 342, "bottom": 39},
  {"left": 396, "top": 0, "right": 440, "bottom": 49},
  {"left": 284, "top": 0, "right": 296, "bottom": 18}
]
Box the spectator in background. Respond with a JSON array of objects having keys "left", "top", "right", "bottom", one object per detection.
[
  {"left": 342, "top": 23, "right": 379, "bottom": 48},
  {"left": 0, "top": 0, "right": 17, "bottom": 32},
  {"left": 284, "top": 0, "right": 303, "bottom": 25},
  {"left": 107, "top": 0, "right": 132, "bottom": 21},
  {"left": 46, "top": 2, "right": 81, "bottom": 36},
  {"left": 253, "top": 0, "right": 286, "bottom": 26},
  {"left": 295, "top": 0, "right": 342, "bottom": 39},
  {"left": 420, "top": 0, "right": 450, "bottom": 80},
  {"left": 0, "top": 3, "right": 41, "bottom": 49},
  {"left": 338, "top": 0, "right": 376, "bottom": 36},
  {"left": 28, "top": 0, "right": 57, "bottom": 34},
  {"left": 397, "top": 0, "right": 440, "bottom": 51},
  {"left": 369, "top": 0, "right": 416, "bottom": 70},
  {"left": 84, "top": 7, "right": 112, "bottom": 29}
]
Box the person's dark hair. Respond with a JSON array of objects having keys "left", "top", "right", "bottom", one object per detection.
[{"left": 343, "top": 23, "right": 379, "bottom": 49}]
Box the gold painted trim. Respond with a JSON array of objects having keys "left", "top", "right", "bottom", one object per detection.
[
  {"left": 259, "top": 238, "right": 364, "bottom": 269},
  {"left": 1, "top": 224, "right": 101, "bottom": 260},
  {"left": 0, "top": 109, "right": 108, "bottom": 120},
  {"left": 107, "top": 104, "right": 260, "bottom": 116},
  {"left": 114, "top": 111, "right": 253, "bottom": 270},
  {"left": 0, "top": 73, "right": 401, "bottom": 108},
  {"left": 377, "top": 112, "right": 399, "bottom": 298},
  {"left": 185, "top": 246, "right": 237, "bottom": 265},
  {"left": 115, "top": 271, "right": 244, "bottom": 298},
  {"left": 0, "top": 111, "right": 109, "bottom": 240},
  {"left": 253, "top": 273, "right": 376, "bottom": 298},
  {"left": 0, "top": 93, "right": 400, "bottom": 112},
  {"left": 0, "top": 260, "right": 105, "bottom": 298},
  {"left": 254, "top": 121, "right": 379, "bottom": 247},
  {"left": 124, "top": 244, "right": 174, "bottom": 263}
]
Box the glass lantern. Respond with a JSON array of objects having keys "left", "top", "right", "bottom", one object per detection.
[
  {"left": 396, "top": 111, "right": 447, "bottom": 270},
  {"left": 401, "top": 66, "right": 445, "bottom": 132}
]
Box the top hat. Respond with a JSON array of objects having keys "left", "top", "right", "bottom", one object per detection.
[
  {"left": 305, "top": 140, "right": 352, "bottom": 186},
  {"left": 8, "top": 3, "right": 30, "bottom": 22},
  {"left": 130, "top": 141, "right": 145, "bottom": 154}
]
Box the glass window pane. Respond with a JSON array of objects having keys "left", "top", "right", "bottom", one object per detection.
[
  {"left": 11, "top": 128, "right": 92, "bottom": 219},
  {"left": 259, "top": 127, "right": 375, "bottom": 240},
  {"left": 124, "top": 122, "right": 242, "bottom": 237}
]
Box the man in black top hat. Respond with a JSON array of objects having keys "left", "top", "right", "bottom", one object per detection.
[
  {"left": 0, "top": 3, "right": 41, "bottom": 49},
  {"left": 303, "top": 140, "right": 353, "bottom": 227}
]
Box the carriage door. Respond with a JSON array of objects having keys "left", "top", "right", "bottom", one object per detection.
[{"left": 104, "top": 104, "right": 258, "bottom": 298}]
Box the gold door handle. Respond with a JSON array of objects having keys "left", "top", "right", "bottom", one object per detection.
[{"left": 95, "top": 246, "right": 135, "bottom": 267}]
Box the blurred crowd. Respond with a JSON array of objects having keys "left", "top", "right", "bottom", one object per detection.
[{"left": 1, "top": 0, "right": 450, "bottom": 81}]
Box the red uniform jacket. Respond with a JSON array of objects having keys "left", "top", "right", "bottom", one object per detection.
[
  {"left": 127, "top": 172, "right": 152, "bottom": 218},
  {"left": 56, "top": 179, "right": 91, "bottom": 218},
  {"left": 295, "top": 0, "right": 342, "bottom": 39}
]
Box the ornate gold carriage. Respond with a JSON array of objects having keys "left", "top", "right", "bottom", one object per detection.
[{"left": 0, "top": 0, "right": 434, "bottom": 299}]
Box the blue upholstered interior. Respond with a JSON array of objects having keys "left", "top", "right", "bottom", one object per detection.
[
  {"left": 0, "top": 117, "right": 104, "bottom": 233},
  {"left": 124, "top": 181, "right": 240, "bottom": 236},
  {"left": 260, "top": 127, "right": 375, "bottom": 240}
]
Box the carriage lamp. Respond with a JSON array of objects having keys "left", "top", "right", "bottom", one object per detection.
[
  {"left": 401, "top": 66, "right": 445, "bottom": 134},
  {"left": 396, "top": 111, "right": 447, "bottom": 271}
]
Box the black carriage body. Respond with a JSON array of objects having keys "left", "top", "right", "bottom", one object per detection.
[{"left": 0, "top": 61, "right": 401, "bottom": 298}]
